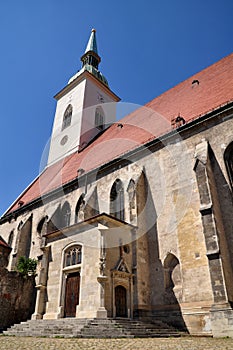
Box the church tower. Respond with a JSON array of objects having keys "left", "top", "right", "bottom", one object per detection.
[{"left": 47, "top": 29, "right": 120, "bottom": 166}]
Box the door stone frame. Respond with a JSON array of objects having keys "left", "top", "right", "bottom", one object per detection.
[
  {"left": 111, "top": 270, "right": 133, "bottom": 318},
  {"left": 57, "top": 243, "right": 83, "bottom": 319}
]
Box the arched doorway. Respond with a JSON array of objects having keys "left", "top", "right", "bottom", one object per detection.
[{"left": 115, "top": 285, "right": 127, "bottom": 317}]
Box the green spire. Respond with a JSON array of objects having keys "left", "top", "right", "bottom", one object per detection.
[
  {"left": 85, "top": 28, "right": 98, "bottom": 54},
  {"left": 69, "top": 29, "right": 108, "bottom": 86},
  {"left": 81, "top": 29, "right": 101, "bottom": 70}
]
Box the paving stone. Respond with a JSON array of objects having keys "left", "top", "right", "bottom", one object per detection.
[{"left": 1, "top": 336, "right": 233, "bottom": 350}]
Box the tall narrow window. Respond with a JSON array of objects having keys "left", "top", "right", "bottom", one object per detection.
[
  {"left": 110, "top": 179, "right": 124, "bottom": 221},
  {"left": 62, "top": 104, "right": 72, "bottom": 131},
  {"left": 127, "top": 179, "right": 137, "bottom": 224},
  {"left": 37, "top": 217, "right": 48, "bottom": 236},
  {"left": 95, "top": 106, "right": 105, "bottom": 130},
  {"left": 75, "top": 195, "right": 85, "bottom": 223},
  {"left": 8, "top": 231, "right": 14, "bottom": 248},
  {"left": 61, "top": 202, "right": 71, "bottom": 228},
  {"left": 224, "top": 142, "right": 233, "bottom": 189}
]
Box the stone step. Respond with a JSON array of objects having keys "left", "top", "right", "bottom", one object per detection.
[{"left": 4, "top": 318, "right": 181, "bottom": 338}]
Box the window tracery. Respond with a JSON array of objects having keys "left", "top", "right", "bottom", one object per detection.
[{"left": 65, "top": 246, "right": 82, "bottom": 267}]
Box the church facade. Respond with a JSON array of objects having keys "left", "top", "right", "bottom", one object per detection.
[{"left": 1, "top": 30, "right": 233, "bottom": 337}]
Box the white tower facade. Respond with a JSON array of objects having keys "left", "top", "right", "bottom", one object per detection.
[{"left": 47, "top": 29, "right": 120, "bottom": 166}]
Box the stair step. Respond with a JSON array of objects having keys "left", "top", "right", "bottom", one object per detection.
[{"left": 4, "top": 318, "right": 182, "bottom": 338}]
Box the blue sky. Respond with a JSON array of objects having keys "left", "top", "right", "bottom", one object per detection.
[{"left": 0, "top": 0, "right": 233, "bottom": 215}]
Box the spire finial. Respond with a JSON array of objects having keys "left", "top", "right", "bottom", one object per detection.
[
  {"left": 69, "top": 29, "right": 109, "bottom": 86},
  {"left": 81, "top": 29, "right": 101, "bottom": 69},
  {"left": 85, "top": 28, "right": 98, "bottom": 55}
]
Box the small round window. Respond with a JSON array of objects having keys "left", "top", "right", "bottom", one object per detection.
[{"left": 60, "top": 135, "right": 68, "bottom": 146}]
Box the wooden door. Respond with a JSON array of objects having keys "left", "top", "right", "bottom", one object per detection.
[
  {"left": 115, "top": 285, "right": 127, "bottom": 317},
  {"left": 64, "top": 272, "right": 80, "bottom": 317}
]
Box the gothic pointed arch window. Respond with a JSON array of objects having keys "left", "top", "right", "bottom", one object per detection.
[
  {"left": 62, "top": 104, "right": 73, "bottom": 131},
  {"left": 224, "top": 142, "right": 233, "bottom": 189},
  {"left": 37, "top": 217, "right": 48, "bottom": 236},
  {"left": 127, "top": 179, "right": 137, "bottom": 224},
  {"left": 95, "top": 106, "right": 105, "bottom": 130},
  {"left": 61, "top": 201, "right": 71, "bottom": 228},
  {"left": 110, "top": 179, "right": 124, "bottom": 221},
  {"left": 8, "top": 230, "right": 14, "bottom": 248},
  {"left": 64, "top": 245, "right": 82, "bottom": 267},
  {"left": 75, "top": 195, "right": 85, "bottom": 223}
]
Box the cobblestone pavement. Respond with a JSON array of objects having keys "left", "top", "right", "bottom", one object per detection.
[{"left": 1, "top": 336, "right": 233, "bottom": 350}]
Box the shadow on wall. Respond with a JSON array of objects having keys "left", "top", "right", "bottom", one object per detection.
[
  {"left": 210, "top": 146, "right": 233, "bottom": 303},
  {"left": 214, "top": 144, "right": 233, "bottom": 268},
  {"left": 134, "top": 172, "right": 188, "bottom": 331}
]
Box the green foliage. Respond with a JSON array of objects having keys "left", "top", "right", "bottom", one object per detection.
[{"left": 16, "top": 256, "right": 37, "bottom": 277}]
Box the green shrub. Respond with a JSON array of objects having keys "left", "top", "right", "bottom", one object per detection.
[{"left": 16, "top": 256, "right": 37, "bottom": 277}]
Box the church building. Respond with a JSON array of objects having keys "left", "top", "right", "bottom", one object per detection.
[{"left": 1, "top": 29, "right": 233, "bottom": 337}]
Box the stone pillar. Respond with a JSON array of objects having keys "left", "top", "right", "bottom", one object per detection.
[
  {"left": 194, "top": 140, "right": 233, "bottom": 306},
  {"left": 96, "top": 225, "right": 108, "bottom": 318},
  {"left": 194, "top": 140, "right": 233, "bottom": 337},
  {"left": 96, "top": 276, "right": 108, "bottom": 318},
  {"left": 32, "top": 246, "right": 50, "bottom": 320},
  {"left": 131, "top": 228, "right": 138, "bottom": 318}
]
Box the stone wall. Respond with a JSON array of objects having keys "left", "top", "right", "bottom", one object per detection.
[{"left": 0, "top": 268, "right": 36, "bottom": 331}]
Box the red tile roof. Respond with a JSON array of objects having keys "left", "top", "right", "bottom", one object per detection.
[
  {"left": 5, "top": 53, "right": 233, "bottom": 214},
  {"left": 0, "top": 236, "right": 10, "bottom": 248}
]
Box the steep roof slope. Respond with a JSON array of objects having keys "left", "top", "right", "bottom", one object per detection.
[{"left": 4, "top": 53, "right": 233, "bottom": 215}]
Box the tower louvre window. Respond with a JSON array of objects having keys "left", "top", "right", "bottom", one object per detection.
[
  {"left": 62, "top": 104, "right": 73, "bottom": 131},
  {"left": 95, "top": 106, "right": 105, "bottom": 130}
]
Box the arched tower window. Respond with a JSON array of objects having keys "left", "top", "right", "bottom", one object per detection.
[
  {"left": 61, "top": 202, "right": 71, "bottom": 228},
  {"left": 224, "top": 142, "right": 233, "bottom": 189},
  {"left": 95, "top": 106, "right": 105, "bottom": 130},
  {"left": 62, "top": 104, "right": 73, "bottom": 131},
  {"left": 64, "top": 245, "right": 82, "bottom": 267},
  {"left": 75, "top": 195, "right": 85, "bottom": 223},
  {"left": 110, "top": 179, "right": 124, "bottom": 221}
]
